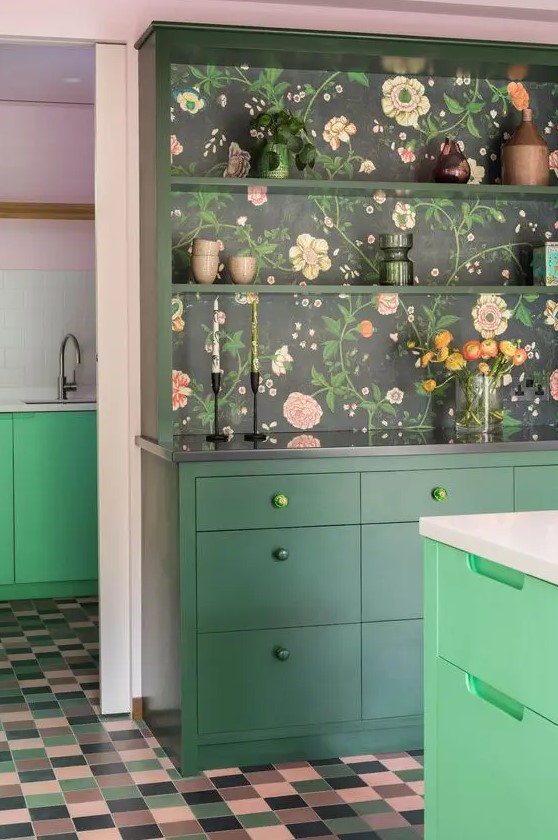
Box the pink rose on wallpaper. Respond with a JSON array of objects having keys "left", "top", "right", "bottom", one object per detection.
[
  {"left": 549, "top": 150, "right": 558, "bottom": 175},
  {"left": 170, "top": 134, "right": 183, "bottom": 159},
  {"left": 398, "top": 146, "right": 416, "bottom": 164},
  {"left": 550, "top": 369, "right": 558, "bottom": 400},
  {"left": 172, "top": 370, "right": 192, "bottom": 411},
  {"left": 247, "top": 185, "right": 268, "bottom": 206},
  {"left": 375, "top": 293, "right": 400, "bottom": 315},
  {"left": 287, "top": 434, "right": 322, "bottom": 449},
  {"left": 283, "top": 392, "right": 323, "bottom": 430}
]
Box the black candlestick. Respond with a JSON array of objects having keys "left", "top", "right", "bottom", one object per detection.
[
  {"left": 206, "top": 372, "right": 228, "bottom": 442},
  {"left": 244, "top": 371, "right": 267, "bottom": 441}
]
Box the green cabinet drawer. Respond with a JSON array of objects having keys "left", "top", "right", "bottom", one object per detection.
[
  {"left": 437, "top": 543, "right": 558, "bottom": 726},
  {"left": 432, "top": 656, "right": 558, "bottom": 840},
  {"left": 0, "top": 415, "right": 14, "bottom": 585},
  {"left": 514, "top": 465, "right": 558, "bottom": 511},
  {"left": 198, "top": 624, "right": 361, "bottom": 734},
  {"left": 362, "top": 523, "right": 422, "bottom": 621},
  {"left": 13, "top": 412, "right": 98, "bottom": 584},
  {"left": 197, "top": 525, "right": 360, "bottom": 632},
  {"left": 196, "top": 473, "right": 359, "bottom": 531},
  {"left": 362, "top": 619, "right": 423, "bottom": 720},
  {"left": 361, "top": 467, "right": 514, "bottom": 523}
]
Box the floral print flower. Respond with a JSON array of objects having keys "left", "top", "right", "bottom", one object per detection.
[
  {"left": 544, "top": 299, "right": 558, "bottom": 331},
  {"left": 386, "top": 387, "right": 404, "bottom": 404},
  {"left": 289, "top": 233, "right": 332, "bottom": 280},
  {"left": 398, "top": 147, "right": 416, "bottom": 163},
  {"left": 374, "top": 190, "right": 387, "bottom": 204},
  {"left": 176, "top": 88, "right": 206, "bottom": 114},
  {"left": 172, "top": 370, "right": 192, "bottom": 411},
  {"left": 283, "top": 392, "right": 323, "bottom": 429},
  {"left": 287, "top": 434, "right": 321, "bottom": 448},
  {"left": 359, "top": 159, "right": 376, "bottom": 174},
  {"left": 550, "top": 369, "right": 558, "bottom": 400},
  {"left": 323, "top": 116, "right": 357, "bottom": 150},
  {"left": 171, "top": 297, "right": 184, "bottom": 333},
  {"left": 392, "top": 201, "right": 416, "bottom": 230},
  {"left": 170, "top": 135, "right": 183, "bottom": 159},
  {"left": 549, "top": 151, "right": 558, "bottom": 175},
  {"left": 472, "top": 294, "right": 511, "bottom": 338},
  {"left": 359, "top": 320, "right": 374, "bottom": 338},
  {"left": 224, "top": 142, "right": 251, "bottom": 178},
  {"left": 247, "top": 185, "right": 267, "bottom": 206},
  {"left": 375, "top": 293, "right": 399, "bottom": 315},
  {"left": 272, "top": 345, "right": 293, "bottom": 376},
  {"left": 381, "top": 76, "right": 430, "bottom": 127},
  {"left": 468, "top": 159, "right": 485, "bottom": 184},
  {"left": 507, "top": 81, "right": 529, "bottom": 111}
]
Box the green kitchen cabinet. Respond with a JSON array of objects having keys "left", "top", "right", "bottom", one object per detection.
[
  {"left": 362, "top": 523, "right": 422, "bottom": 621},
  {"left": 13, "top": 412, "right": 98, "bottom": 584},
  {"left": 514, "top": 465, "right": 558, "bottom": 511},
  {"left": 362, "top": 619, "right": 423, "bottom": 720},
  {"left": 0, "top": 415, "right": 14, "bottom": 585}
]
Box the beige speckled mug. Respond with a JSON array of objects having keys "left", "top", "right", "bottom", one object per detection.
[
  {"left": 192, "top": 238, "right": 220, "bottom": 256},
  {"left": 191, "top": 254, "right": 219, "bottom": 284},
  {"left": 229, "top": 255, "right": 256, "bottom": 285}
]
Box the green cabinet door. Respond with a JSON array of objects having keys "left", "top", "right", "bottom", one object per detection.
[
  {"left": 433, "top": 656, "right": 558, "bottom": 840},
  {"left": 514, "top": 465, "right": 558, "bottom": 511},
  {"left": 362, "top": 523, "right": 422, "bottom": 621},
  {"left": 13, "top": 412, "right": 98, "bottom": 584},
  {"left": 362, "top": 619, "right": 423, "bottom": 720},
  {"left": 0, "top": 415, "right": 14, "bottom": 585}
]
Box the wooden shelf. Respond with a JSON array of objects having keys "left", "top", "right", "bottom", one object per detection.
[
  {"left": 172, "top": 283, "right": 557, "bottom": 296},
  {"left": 171, "top": 176, "right": 558, "bottom": 202},
  {"left": 0, "top": 202, "right": 95, "bottom": 221}
]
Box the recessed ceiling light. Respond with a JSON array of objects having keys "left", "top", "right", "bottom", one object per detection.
[{"left": 63, "top": 77, "right": 82, "bottom": 84}]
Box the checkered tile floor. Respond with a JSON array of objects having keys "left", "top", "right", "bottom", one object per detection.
[{"left": 0, "top": 598, "right": 424, "bottom": 840}]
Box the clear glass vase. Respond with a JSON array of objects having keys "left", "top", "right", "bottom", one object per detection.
[{"left": 455, "top": 374, "right": 503, "bottom": 433}]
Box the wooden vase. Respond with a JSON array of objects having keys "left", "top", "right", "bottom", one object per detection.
[{"left": 502, "top": 109, "right": 549, "bottom": 187}]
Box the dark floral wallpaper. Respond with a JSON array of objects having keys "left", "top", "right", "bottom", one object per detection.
[{"left": 168, "top": 62, "right": 558, "bottom": 434}]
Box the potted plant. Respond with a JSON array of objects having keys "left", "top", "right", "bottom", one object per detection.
[{"left": 250, "top": 109, "right": 316, "bottom": 179}]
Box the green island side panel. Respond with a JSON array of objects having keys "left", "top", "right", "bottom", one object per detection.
[{"left": 0, "top": 414, "right": 14, "bottom": 585}]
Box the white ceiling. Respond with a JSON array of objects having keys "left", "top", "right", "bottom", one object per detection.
[{"left": 0, "top": 43, "right": 95, "bottom": 104}]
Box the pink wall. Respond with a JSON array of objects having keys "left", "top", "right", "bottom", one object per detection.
[{"left": 0, "top": 101, "right": 95, "bottom": 270}]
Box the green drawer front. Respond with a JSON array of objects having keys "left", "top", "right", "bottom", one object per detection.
[
  {"left": 198, "top": 526, "right": 360, "bottom": 632},
  {"left": 198, "top": 624, "right": 361, "bottom": 734},
  {"left": 433, "top": 657, "right": 558, "bottom": 840},
  {"left": 437, "top": 543, "right": 558, "bottom": 727},
  {"left": 196, "top": 473, "right": 359, "bottom": 532},
  {"left": 362, "top": 523, "right": 422, "bottom": 621},
  {"left": 361, "top": 467, "right": 514, "bottom": 523},
  {"left": 362, "top": 619, "right": 423, "bottom": 720},
  {"left": 514, "top": 465, "right": 558, "bottom": 511}
]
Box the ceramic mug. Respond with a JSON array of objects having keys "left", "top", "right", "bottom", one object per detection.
[
  {"left": 191, "top": 254, "right": 219, "bottom": 284},
  {"left": 229, "top": 255, "right": 257, "bottom": 285},
  {"left": 192, "top": 238, "right": 220, "bottom": 256}
]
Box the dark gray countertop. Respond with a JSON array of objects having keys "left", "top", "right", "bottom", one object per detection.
[{"left": 137, "top": 425, "right": 558, "bottom": 462}]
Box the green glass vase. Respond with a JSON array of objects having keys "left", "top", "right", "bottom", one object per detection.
[
  {"left": 378, "top": 233, "right": 414, "bottom": 286},
  {"left": 260, "top": 143, "right": 289, "bottom": 179}
]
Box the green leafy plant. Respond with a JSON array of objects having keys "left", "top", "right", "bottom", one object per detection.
[{"left": 250, "top": 109, "right": 316, "bottom": 173}]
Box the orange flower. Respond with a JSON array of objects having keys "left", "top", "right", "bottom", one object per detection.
[
  {"left": 499, "top": 340, "right": 516, "bottom": 358},
  {"left": 478, "top": 362, "right": 490, "bottom": 375},
  {"left": 436, "top": 346, "right": 449, "bottom": 362},
  {"left": 422, "top": 379, "right": 437, "bottom": 393},
  {"left": 445, "top": 352, "right": 466, "bottom": 371},
  {"left": 421, "top": 351, "right": 434, "bottom": 367},
  {"left": 434, "top": 330, "right": 453, "bottom": 350},
  {"left": 513, "top": 348, "right": 528, "bottom": 365},
  {"left": 507, "top": 81, "right": 529, "bottom": 111},
  {"left": 359, "top": 320, "right": 374, "bottom": 338},
  {"left": 462, "top": 340, "right": 482, "bottom": 361},
  {"left": 480, "top": 339, "right": 498, "bottom": 359}
]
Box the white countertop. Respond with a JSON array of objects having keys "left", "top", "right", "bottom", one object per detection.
[
  {"left": 0, "top": 399, "right": 96, "bottom": 413},
  {"left": 420, "top": 510, "right": 558, "bottom": 585}
]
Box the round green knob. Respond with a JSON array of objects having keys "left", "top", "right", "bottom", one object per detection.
[
  {"left": 274, "top": 548, "right": 289, "bottom": 561},
  {"left": 432, "top": 486, "right": 448, "bottom": 502},
  {"left": 274, "top": 647, "right": 290, "bottom": 661},
  {"left": 273, "top": 493, "right": 289, "bottom": 509}
]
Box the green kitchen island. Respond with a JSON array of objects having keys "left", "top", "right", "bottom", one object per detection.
[
  {"left": 138, "top": 428, "right": 558, "bottom": 776},
  {"left": 421, "top": 507, "right": 558, "bottom": 840}
]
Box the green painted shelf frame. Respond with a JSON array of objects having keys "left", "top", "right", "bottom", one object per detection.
[
  {"left": 173, "top": 283, "right": 557, "bottom": 296},
  {"left": 138, "top": 21, "right": 558, "bottom": 445}
]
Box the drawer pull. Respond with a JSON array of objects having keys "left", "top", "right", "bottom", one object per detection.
[
  {"left": 466, "top": 673, "right": 524, "bottom": 721},
  {"left": 274, "top": 646, "right": 290, "bottom": 661},
  {"left": 273, "top": 493, "right": 289, "bottom": 509},
  {"left": 431, "top": 486, "right": 448, "bottom": 502},
  {"left": 468, "top": 554, "right": 525, "bottom": 591},
  {"left": 274, "top": 548, "right": 289, "bottom": 561}
]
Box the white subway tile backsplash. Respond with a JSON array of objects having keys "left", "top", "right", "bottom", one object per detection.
[{"left": 0, "top": 270, "right": 96, "bottom": 392}]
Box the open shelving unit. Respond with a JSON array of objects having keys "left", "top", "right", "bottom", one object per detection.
[{"left": 172, "top": 283, "right": 556, "bottom": 296}]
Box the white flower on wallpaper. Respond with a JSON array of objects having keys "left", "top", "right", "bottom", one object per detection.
[
  {"left": 381, "top": 76, "right": 430, "bottom": 127},
  {"left": 323, "top": 116, "right": 357, "bottom": 150},
  {"left": 392, "top": 202, "right": 416, "bottom": 230},
  {"left": 289, "top": 234, "right": 332, "bottom": 281},
  {"left": 472, "top": 294, "right": 512, "bottom": 338},
  {"left": 272, "top": 345, "right": 294, "bottom": 376}
]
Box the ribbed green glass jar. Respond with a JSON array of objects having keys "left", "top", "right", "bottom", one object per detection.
[
  {"left": 378, "top": 233, "right": 414, "bottom": 286},
  {"left": 260, "top": 143, "right": 289, "bottom": 178}
]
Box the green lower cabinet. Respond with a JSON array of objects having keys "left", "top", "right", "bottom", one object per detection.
[
  {"left": 514, "top": 465, "right": 558, "bottom": 511},
  {"left": 197, "top": 525, "right": 360, "bottom": 632},
  {"left": 434, "top": 656, "right": 558, "bottom": 840},
  {"left": 362, "top": 619, "right": 423, "bottom": 720},
  {"left": 198, "top": 624, "right": 361, "bottom": 734},
  {"left": 13, "top": 412, "right": 98, "bottom": 584},
  {"left": 362, "top": 523, "right": 422, "bottom": 621},
  {"left": 0, "top": 415, "right": 14, "bottom": 585}
]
